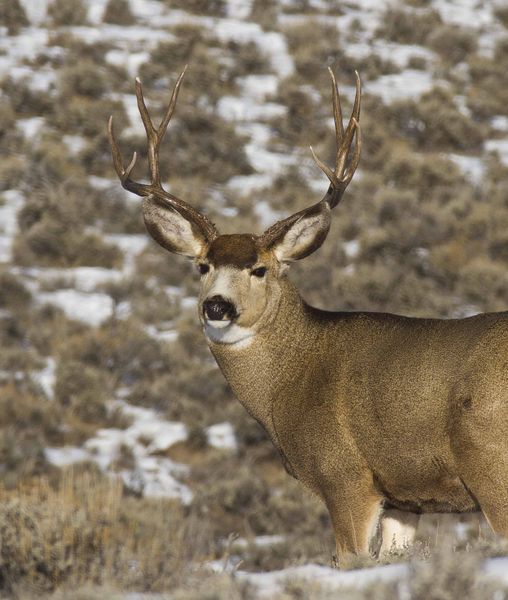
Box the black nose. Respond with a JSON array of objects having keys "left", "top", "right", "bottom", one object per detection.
[{"left": 203, "top": 295, "right": 236, "bottom": 321}]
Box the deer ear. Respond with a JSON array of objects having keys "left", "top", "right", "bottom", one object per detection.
[
  {"left": 269, "top": 203, "right": 331, "bottom": 263},
  {"left": 143, "top": 196, "right": 210, "bottom": 258}
]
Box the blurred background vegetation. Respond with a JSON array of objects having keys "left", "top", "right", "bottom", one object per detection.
[{"left": 1, "top": 0, "right": 508, "bottom": 597}]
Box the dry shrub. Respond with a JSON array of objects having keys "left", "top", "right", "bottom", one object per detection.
[
  {"left": 140, "top": 108, "right": 252, "bottom": 182},
  {"left": 190, "top": 452, "right": 333, "bottom": 570},
  {"left": 0, "top": 155, "right": 26, "bottom": 190},
  {"left": 0, "top": 76, "right": 53, "bottom": 118},
  {"left": 0, "top": 0, "right": 28, "bottom": 34},
  {"left": 0, "top": 469, "right": 211, "bottom": 594},
  {"left": 427, "top": 25, "right": 477, "bottom": 64},
  {"left": 58, "top": 61, "right": 109, "bottom": 99},
  {"left": 24, "top": 136, "right": 86, "bottom": 185},
  {"left": 0, "top": 100, "right": 17, "bottom": 136},
  {"left": 13, "top": 218, "right": 121, "bottom": 269},
  {"left": 141, "top": 30, "right": 236, "bottom": 103},
  {"left": 54, "top": 361, "right": 110, "bottom": 425},
  {"left": 405, "top": 546, "right": 504, "bottom": 600},
  {"left": 167, "top": 0, "right": 226, "bottom": 17},
  {"left": 495, "top": 6, "right": 508, "bottom": 28},
  {"left": 171, "top": 575, "right": 254, "bottom": 600},
  {"left": 49, "top": 96, "right": 125, "bottom": 137},
  {"left": 283, "top": 20, "right": 347, "bottom": 86},
  {"left": 249, "top": 0, "right": 278, "bottom": 29},
  {"left": 356, "top": 53, "right": 399, "bottom": 80},
  {"left": 271, "top": 82, "right": 326, "bottom": 147},
  {"left": 377, "top": 7, "right": 442, "bottom": 45},
  {"left": 0, "top": 382, "right": 61, "bottom": 488},
  {"left": 388, "top": 88, "right": 484, "bottom": 152},
  {"left": 0, "top": 271, "right": 31, "bottom": 311},
  {"left": 134, "top": 244, "right": 197, "bottom": 289},
  {"left": 102, "top": 0, "right": 135, "bottom": 25},
  {"left": 281, "top": 0, "right": 313, "bottom": 14},
  {"left": 59, "top": 319, "right": 171, "bottom": 385},
  {"left": 48, "top": 33, "right": 119, "bottom": 72},
  {"left": 224, "top": 40, "right": 271, "bottom": 78},
  {"left": 47, "top": 0, "right": 88, "bottom": 25},
  {"left": 467, "top": 41, "right": 508, "bottom": 119},
  {"left": 13, "top": 181, "right": 124, "bottom": 268}
]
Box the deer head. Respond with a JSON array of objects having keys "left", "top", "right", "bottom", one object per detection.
[{"left": 109, "top": 67, "right": 361, "bottom": 345}]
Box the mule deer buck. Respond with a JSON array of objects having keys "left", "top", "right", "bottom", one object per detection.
[{"left": 109, "top": 67, "right": 508, "bottom": 566}]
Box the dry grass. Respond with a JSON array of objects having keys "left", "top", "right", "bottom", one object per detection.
[{"left": 0, "top": 469, "right": 213, "bottom": 596}]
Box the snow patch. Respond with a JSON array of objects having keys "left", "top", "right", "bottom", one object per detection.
[
  {"left": 0, "top": 190, "right": 24, "bottom": 264},
  {"left": 367, "top": 69, "right": 436, "bottom": 104},
  {"left": 343, "top": 239, "right": 360, "bottom": 259},
  {"left": 46, "top": 399, "right": 192, "bottom": 503},
  {"left": 32, "top": 357, "right": 56, "bottom": 400},
  {"left": 105, "top": 49, "right": 151, "bottom": 78},
  {"left": 485, "top": 138, "right": 508, "bottom": 167},
  {"left": 206, "top": 422, "right": 237, "bottom": 450},
  {"left": 36, "top": 289, "right": 114, "bottom": 326},
  {"left": 228, "top": 174, "right": 275, "bottom": 196},
  {"left": 236, "top": 562, "right": 408, "bottom": 597},
  {"left": 447, "top": 154, "right": 485, "bottom": 186},
  {"left": 16, "top": 117, "right": 45, "bottom": 139},
  {"left": 218, "top": 96, "right": 286, "bottom": 122}
]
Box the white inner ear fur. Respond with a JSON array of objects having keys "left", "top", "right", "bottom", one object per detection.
[
  {"left": 160, "top": 209, "right": 204, "bottom": 256},
  {"left": 273, "top": 211, "right": 329, "bottom": 263}
]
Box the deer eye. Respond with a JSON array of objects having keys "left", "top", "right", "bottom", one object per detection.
[
  {"left": 251, "top": 267, "right": 267, "bottom": 278},
  {"left": 197, "top": 263, "right": 210, "bottom": 275}
]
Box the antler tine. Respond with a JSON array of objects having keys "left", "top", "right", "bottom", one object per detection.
[
  {"left": 107, "top": 68, "right": 219, "bottom": 242},
  {"left": 344, "top": 117, "right": 361, "bottom": 183},
  {"left": 328, "top": 66, "right": 344, "bottom": 146},
  {"left": 108, "top": 115, "right": 145, "bottom": 195},
  {"left": 135, "top": 66, "right": 188, "bottom": 189},
  {"left": 335, "top": 70, "right": 361, "bottom": 176},
  {"left": 311, "top": 69, "right": 362, "bottom": 209},
  {"left": 159, "top": 65, "right": 187, "bottom": 137}
]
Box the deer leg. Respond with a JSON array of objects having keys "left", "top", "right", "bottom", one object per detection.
[
  {"left": 324, "top": 487, "right": 382, "bottom": 568},
  {"left": 455, "top": 460, "right": 508, "bottom": 538},
  {"left": 379, "top": 509, "right": 419, "bottom": 556},
  {"left": 452, "top": 394, "right": 508, "bottom": 538}
]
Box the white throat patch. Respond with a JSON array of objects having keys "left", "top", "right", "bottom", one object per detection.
[{"left": 204, "top": 320, "right": 254, "bottom": 347}]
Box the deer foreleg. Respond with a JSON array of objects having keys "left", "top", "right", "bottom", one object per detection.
[{"left": 324, "top": 485, "right": 382, "bottom": 568}]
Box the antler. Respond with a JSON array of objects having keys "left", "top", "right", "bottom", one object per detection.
[
  {"left": 310, "top": 68, "right": 362, "bottom": 209},
  {"left": 108, "top": 66, "right": 218, "bottom": 242},
  {"left": 260, "top": 69, "right": 361, "bottom": 249}
]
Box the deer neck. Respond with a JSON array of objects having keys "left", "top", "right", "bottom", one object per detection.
[{"left": 205, "top": 278, "right": 317, "bottom": 438}]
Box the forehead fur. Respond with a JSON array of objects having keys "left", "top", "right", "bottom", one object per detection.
[{"left": 206, "top": 234, "right": 259, "bottom": 269}]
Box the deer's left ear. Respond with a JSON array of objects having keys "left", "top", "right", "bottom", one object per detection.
[{"left": 266, "top": 203, "right": 331, "bottom": 263}]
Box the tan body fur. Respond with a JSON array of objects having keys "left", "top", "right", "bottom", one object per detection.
[
  {"left": 108, "top": 68, "right": 508, "bottom": 566},
  {"left": 208, "top": 277, "right": 508, "bottom": 560}
]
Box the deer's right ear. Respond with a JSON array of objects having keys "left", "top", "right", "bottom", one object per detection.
[{"left": 143, "top": 196, "right": 211, "bottom": 258}]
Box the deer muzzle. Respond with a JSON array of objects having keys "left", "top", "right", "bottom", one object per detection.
[{"left": 203, "top": 295, "right": 237, "bottom": 324}]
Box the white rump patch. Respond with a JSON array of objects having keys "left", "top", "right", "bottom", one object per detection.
[{"left": 204, "top": 321, "right": 254, "bottom": 347}]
